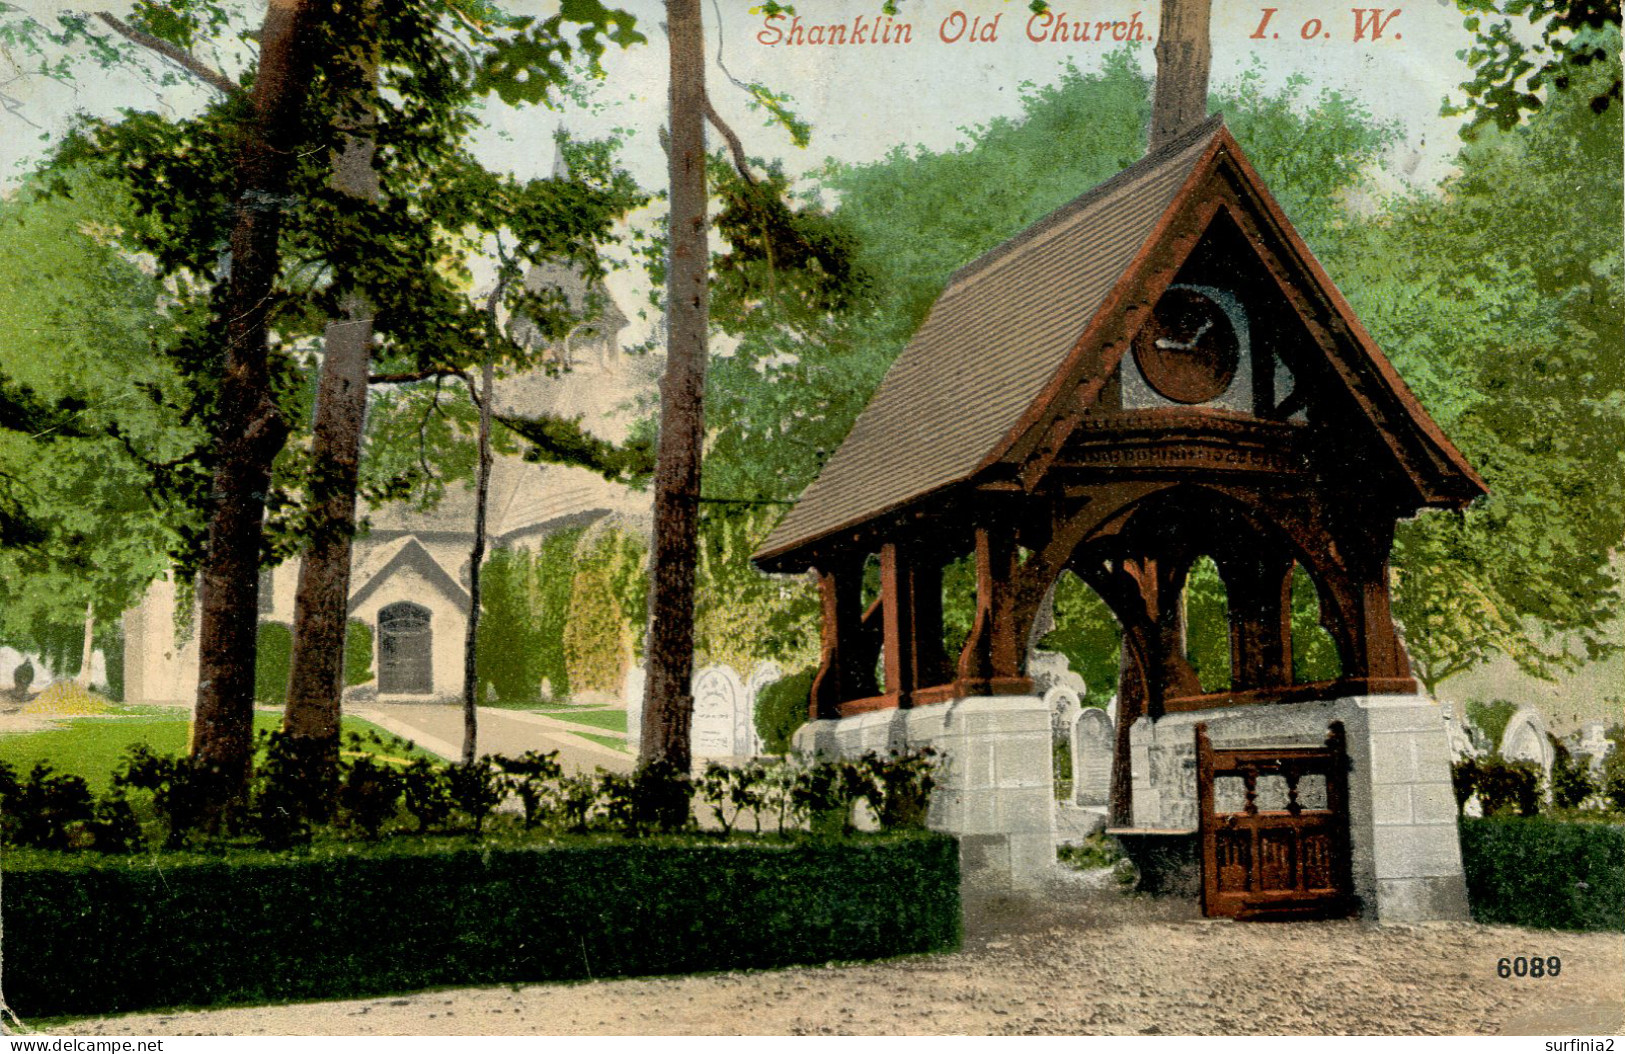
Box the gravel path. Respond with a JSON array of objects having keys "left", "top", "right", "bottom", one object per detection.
[{"left": 35, "top": 876, "right": 1624, "bottom": 1037}]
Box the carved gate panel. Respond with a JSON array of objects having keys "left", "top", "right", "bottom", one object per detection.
[{"left": 1196, "top": 721, "right": 1354, "bottom": 920}]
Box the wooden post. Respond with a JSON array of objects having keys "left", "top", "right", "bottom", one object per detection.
[
  {"left": 880, "top": 542, "right": 917, "bottom": 707},
  {"left": 810, "top": 557, "right": 865, "bottom": 719},
  {"left": 955, "top": 526, "right": 1029, "bottom": 694},
  {"left": 1224, "top": 553, "right": 1295, "bottom": 690}
]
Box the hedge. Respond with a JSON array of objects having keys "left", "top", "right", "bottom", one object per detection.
[
  {"left": 1, "top": 833, "right": 960, "bottom": 1019},
  {"left": 1458, "top": 817, "right": 1624, "bottom": 931}
]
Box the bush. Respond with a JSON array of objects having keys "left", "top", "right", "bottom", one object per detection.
[
  {"left": 755, "top": 665, "right": 815, "bottom": 754},
  {"left": 343, "top": 619, "right": 374, "bottom": 687},
  {"left": 1450, "top": 755, "right": 1543, "bottom": 817},
  {"left": 253, "top": 621, "right": 292, "bottom": 705},
  {"left": 1459, "top": 817, "right": 1624, "bottom": 931},
  {"left": 1, "top": 834, "right": 961, "bottom": 1018}
]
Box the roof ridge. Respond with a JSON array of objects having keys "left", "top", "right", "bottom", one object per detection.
[{"left": 945, "top": 114, "right": 1226, "bottom": 290}]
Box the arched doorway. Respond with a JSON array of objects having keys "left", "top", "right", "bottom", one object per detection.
[{"left": 378, "top": 601, "right": 433, "bottom": 695}]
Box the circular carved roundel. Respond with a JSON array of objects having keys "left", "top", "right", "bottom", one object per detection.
[{"left": 1131, "top": 287, "right": 1240, "bottom": 404}]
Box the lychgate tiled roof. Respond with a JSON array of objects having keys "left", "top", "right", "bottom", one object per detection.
[
  {"left": 754, "top": 113, "right": 1485, "bottom": 568},
  {"left": 755, "top": 117, "right": 1226, "bottom": 563}
]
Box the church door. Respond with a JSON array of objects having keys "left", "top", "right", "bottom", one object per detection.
[{"left": 378, "top": 601, "right": 433, "bottom": 695}]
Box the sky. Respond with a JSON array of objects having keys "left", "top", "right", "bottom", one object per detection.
[{"left": 0, "top": 0, "right": 1494, "bottom": 339}]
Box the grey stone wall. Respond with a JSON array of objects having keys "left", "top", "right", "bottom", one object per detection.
[
  {"left": 794, "top": 695, "right": 1056, "bottom": 889},
  {"left": 1129, "top": 695, "right": 1469, "bottom": 923}
]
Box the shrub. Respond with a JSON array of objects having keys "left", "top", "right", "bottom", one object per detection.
[
  {"left": 113, "top": 745, "right": 222, "bottom": 849},
  {"left": 1459, "top": 817, "right": 1624, "bottom": 931},
  {"left": 1451, "top": 755, "right": 1543, "bottom": 817},
  {"left": 1550, "top": 743, "right": 1597, "bottom": 811},
  {"left": 253, "top": 621, "right": 292, "bottom": 705},
  {"left": 1, "top": 762, "right": 95, "bottom": 850},
  {"left": 861, "top": 748, "right": 939, "bottom": 831},
  {"left": 445, "top": 758, "right": 504, "bottom": 833},
  {"left": 344, "top": 619, "right": 375, "bottom": 687},
  {"left": 755, "top": 665, "right": 815, "bottom": 754},
  {"left": 491, "top": 750, "right": 564, "bottom": 828},
  {"left": 337, "top": 752, "right": 404, "bottom": 840},
  {"left": 2, "top": 834, "right": 962, "bottom": 1018},
  {"left": 401, "top": 757, "right": 455, "bottom": 833},
  {"left": 1464, "top": 699, "right": 1518, "bottom": 753},
  {"left": 1476, "top": 757, "right": 1542, "bottom": 817}
]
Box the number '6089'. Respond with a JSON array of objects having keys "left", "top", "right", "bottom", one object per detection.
[{"left": 1498, "top": 956, "right": 1560, "bottom": 978}]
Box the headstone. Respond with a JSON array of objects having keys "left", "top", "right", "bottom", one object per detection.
[
  {"left": 1043, "top": 684, "right": 1082, "bottom": 738},
  {"left": 691, "top": 663, "right": 751, "bottom": 758},
  {"left": 1028, "top": 649, "right": 1086, "bottom": 700},
  {"left": 1105, "top": 694, "right": 1119, "bottom": 729},
  {"left": 1499, "top": 706, "right": 1555, "bottom": 780},
  {"left": 1071, "top": 707, "right": 1114, "bottom": 807},
  {"left": 1575, "top": 722, "right": 1611, "bottom": 762},
  {"left": 1440, "top": 702, "right": 1478, "bottom": 761}
]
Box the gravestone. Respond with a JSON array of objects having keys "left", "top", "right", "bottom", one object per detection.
[
  {"left": 1071, "top": 707, "right": 1114, "bottom": 807},
  {"left": 691, "top": 663, "right": 752, "bottom": 758},
  {"left": 1499, "top": 706, "right": 1555, "bottom": 782},
  {"left": 1044, "top": 684, "right": 1083, "bottom": 738}
]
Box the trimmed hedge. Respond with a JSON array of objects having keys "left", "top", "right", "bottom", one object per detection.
[
  {"left": 1458, "top": 817, "right": 1624, "bottom": 931},
  {"left": 2, "top": 833, "right": 960, "bottom": 1019}
]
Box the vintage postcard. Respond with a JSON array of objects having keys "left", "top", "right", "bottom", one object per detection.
[{"left": 0, "top": 0, "right": 1621, "bottom": 1040}]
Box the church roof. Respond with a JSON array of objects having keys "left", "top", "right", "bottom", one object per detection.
[{"left": 755, "top": 117, "right": 1485, "bottom": 569}]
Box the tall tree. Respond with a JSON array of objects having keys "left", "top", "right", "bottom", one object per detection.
[
  {"left": 282, "top": 18, "right": 380, "bottom": 773},
  {"left": 190, "top": 0, "right": 323, "bottom": 802},
  {"left": 640, "top": 0, "right": 709, "bottom": 779}
]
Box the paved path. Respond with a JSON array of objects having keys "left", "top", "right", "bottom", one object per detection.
[{"left": 352, "top": 705, "right": 633, "bottom": 774}]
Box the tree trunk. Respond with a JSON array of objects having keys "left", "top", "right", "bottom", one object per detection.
[
  {"left": 77, "top": 601, "right": 95, "bottom": 687},
  {"left": 1148, "top": 0, "right": 1212, "bottom": 152},
  {"left": 190, "top": 0, "right": 320, "bottom": 805},
  {"left": 462, "top": 347, "right": 495, "bottom": 765},
  {"left": 283, "top": 46, "right": 380, "bottom": 778},
  {"left": 639, "top": 0, "right": 708, "bottom": 776}
]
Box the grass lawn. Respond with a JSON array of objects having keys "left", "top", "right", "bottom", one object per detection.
[
  {"left": 0, "top": 711, "right": 422, "bottom": 794},
  {"left": 545, "top": 709, "right": 627, "bottom": 734},
  {"left": 573, "top": 731, "right": 629, "bottom": 752}
]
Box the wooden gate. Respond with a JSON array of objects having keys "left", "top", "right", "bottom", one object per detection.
[{"left": 1195, "top": 721, "right": 1355, "bottom": 920}]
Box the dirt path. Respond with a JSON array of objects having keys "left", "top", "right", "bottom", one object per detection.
[{"left": 34, "top": 878, "right": 1624, "bottom": 1037}]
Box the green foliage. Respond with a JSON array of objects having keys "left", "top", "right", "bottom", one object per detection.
[
  {"left": 1039, "top": 573, "right": 1121, "bottom": 707},
  {"left": 1466, "top": 699, "right": 1520, "bottom": 748},
  {"left": 0, "top": 833, "right": 960, "bottom": 1018},
  {"left": 0, "top": 761, "right": 95, "bottom": 851},
  {"left": 0, "top": 166, "right": 202, "bottom": 660},
  {"left": 1601, "top": 725, "right": 1625, "bottom": 810},
  {"left": 253, "top": 621, "right": 293, "bottom": 705},
  {"left": 1550, "top": 742, "right": 1599, "bottom": 809},
  {"left": 114, "top": 743, "right": 225, "bottom": 849},
  {"left": 344, "top": 618, "right": 375, "bottom": 688},
  {"left": 563, "top": 528, "right": 633, "bottom": 696},
  {"left": 1458, "top": 816, "right": 1625, "bottom": 930},
  {"left": 1290, "top": 565, "right": 1343, "bottom": 683},
  {"left": 1337, "top": 54, "right": 1625, "bottom": 692},
  {"left": 474, "top": 530, "right": 584, "bottom": 703},
  {"left": 1447, "top": 1, "right": 1621, "bottom": 133},
  {"left": 1185, "top": 558, "right": 1231, "bottom": 693},
  {"left": 755, "top": 665, "right": 815, "bottom": 754},
  {"left": 1057, "top": 832, "right": 1125, "bottom": 871},
  {"left": 1451, "top": 755, "right": 1545, "bottom": 816}
]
